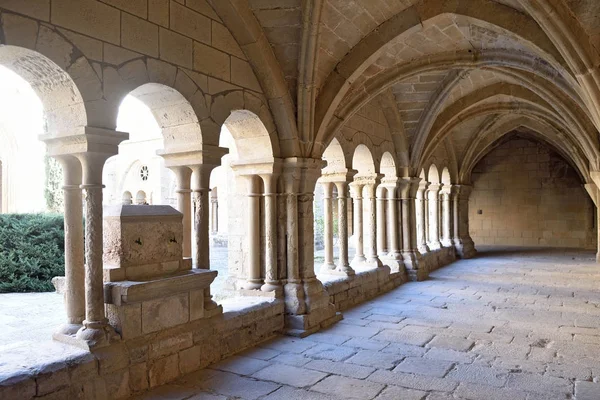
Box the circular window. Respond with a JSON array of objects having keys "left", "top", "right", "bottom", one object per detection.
[{"left": 140, "top": 166, "right": 149, "bottom": 181}]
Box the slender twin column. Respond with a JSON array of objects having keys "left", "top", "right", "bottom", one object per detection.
[
  {"left": 416, "top": 180, "right": 430, "bottom": 253},
  {"left": 191, "top": 164, "right": 221, "bottom": 314},
  {"left": 335, "top": 181, "right": 354, "bottom": 275},
  {"left": 55, "top": 156, "right": 85, "bottom": 336},
  {"left": 376, "top": 185, "right": 387, "bottom": 258},
  {"left": 261, "top": 174, "right": 280, "bottom": 292},
  {"left": 385, "top": 185, "right": 404, "bottom": 271},
  {"left": 75, "top": 152, "right": 118, "bottom": 347},
  {"left": 351, "top": 183, "right": 366, "bottom": 267},
  {"left": 427, "top": 184, "right": 442, "bottom": 250},
  {"left": 320, "top": 182, "right": 336, "bottom": 273},
  {"left": 244, "top": 175, "right": 262, "bottom": 290},
  {"left": 399, "top": 178, "right": 422, "bottom": 276},
  {"left": 170, "top": 166, "right": 193, "bottom": 258},
  {"left": 441, "top": 185, "right": 453, "bottom": 247},
  {"left": 365, "top": 183, "right": 382, "bottom": 267}
]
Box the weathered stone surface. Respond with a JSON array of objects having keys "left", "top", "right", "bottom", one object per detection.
[{"left": 311, "top": 375, "right": 384, "bottom": 400}]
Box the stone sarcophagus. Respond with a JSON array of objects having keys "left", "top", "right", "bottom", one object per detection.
[{"left": 103, "top": 205, "right": 217, "bottom": 340}]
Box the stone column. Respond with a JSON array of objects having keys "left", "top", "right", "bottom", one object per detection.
[
  {"left": 427, "top": 184, "right": 442, "bottom": 250},
  {"left": 261, "top": 174, "right": 280, "bottom": 292},
  {"left": 351, "top": 183, "right": 366, "bottom": 267},
  {"left": 282, "top": 158, "right": 338, "bottom": 336},
  {"left": 244, "top": 175, "right": 262, "bottom": 290},
  {"left": 399, "top": 178, "right": 423, "bottom": 279},
  {"left": 55, "top": 155, "right": 85, "bottom": 336},
  {"left": 385, "top": 185, "right": 404, "bottom": 272},
  {"left": 453, "top": 185, "right": 477, "bottom": 258},
  {"left": 210, "top": 188, "right": 218, "bottom": 234},
  {"left": 191, "top": 164, "right": 222, "bottom": 315},
  {"left": 416, "top": 180, "right": 430, "bottom": 253},
  {"left": 170, "top": 166, "right": 193, "bottom": 258},
  {"left": 376, "top": 185, "right": 387, "bottom": 257},
  {"left": 441, "top": 184, "right": 453, "bottom": 247},
  {"left": 335, "top": 181, "right": 354, "bottom": 275},
  {"left": 365, "top": 182, "right": 383, "bottom": 268},
  {"left": 75, "top": 152, "right": 118, "bottom": 348},
  {"left": 320, "top": 181, "right": 336, "bottom": 273}
]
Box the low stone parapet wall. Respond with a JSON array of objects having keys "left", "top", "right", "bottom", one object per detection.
[
  {"left": 0, "top": 297, "right": 284, "bottom": 400},
  {"left": 419, "top": 246, "right": 457, "bottom": 274},
  {"left": 321, "top": 266, "right": 407, "bottom": 312}
]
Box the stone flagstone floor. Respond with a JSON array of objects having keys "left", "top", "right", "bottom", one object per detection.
[{"left": 132, "top": 246, "right": 600, "bottom": 400}]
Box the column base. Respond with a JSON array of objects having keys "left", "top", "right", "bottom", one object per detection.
[
  {"left": 366, "top": 256, "right": 383, "bottom": 268},
  {"left": 261, "top": 281, "right": 284, "bottom": 297},
  {"left": 73, "top": 320, "right": 120, "bottom": 350},
  {"left": 283, "top": 279, "right": 339, "bottom": 337},
  {"left": 327, "top": 266, "right": 356, "bottom": 276},
  {"left": 454, "top": 238, "right": 476, "bottom": 259},
  {"left": 319, "top": 262, "right": 337, "bottom": 274},
  {"left": 406, "top": 267, "right": 429, "bottom": 282},
  {"left": 55, "top": 323, "right": 83, "bottom": 336},
  {"left": 428, "top": 241, "right": 442, "bottom": 251},
  {"left": 417, "top": 244, "right": 430, "bottom": 254},
  {"left": 441, "top": 239, "right": 454, "bottom": 247},
  {"left": 243, "top": 280, "right": 263, "bottom": 290},
  {"left": 402, "top": 250, "right": 421, "bottom": 271},
  {"left": 350, "top": 255, "right": 368, "bottom": 269}
]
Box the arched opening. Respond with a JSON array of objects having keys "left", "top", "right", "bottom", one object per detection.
[
  {"left": 427, "top": 164, "right": 442, "bottom": 250},
  {"left": 315, "top": 138, "right": 351, "bottom": 275},
  {"left": 211, "top": 110, "right": 275, "bottom": 298},
  {"left": 103, "top": 85, "right": 182, "bottom": 208},
  {"left": 350, "top": 144, "right": 377, "bottom": 268},
  {"left": 469, "top": 132, "right": 595, "bottom": 249},
  {"left": 0, "top": 45, "right": 87, "bottom": 352},
  {"left": 122, "top": 191, "right": 133, "bottom": 205}
]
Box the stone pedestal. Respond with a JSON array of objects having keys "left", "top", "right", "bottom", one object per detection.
[{"left": 102, "top": 205, "right": 217, "bottom": 340}]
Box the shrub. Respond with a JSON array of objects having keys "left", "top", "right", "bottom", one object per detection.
[{"left": 0, "top": 214, "right": 65, "bottom": 292}]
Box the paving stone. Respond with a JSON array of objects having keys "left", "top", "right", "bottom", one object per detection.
[
  {"left": 239, "top": 347, "right": 281, "bottom": 361},
  {"left": 393, "top": 357, "right": 454, "bottom": 377},
  {"left": 343, "top": 338, "right": 389, "bottom": 351},
  {"left": 505, "top": 372, "right": 572, "bottom": 395},
  {"left": 252, "top": 364, "right": 328, "bottom": 388},
  {"left": 270, "top": 353, "right": 312, "bottom": 367},
  {"left": 372, "top": 329, "right": 435, "bottom": 346},
  {"left": 345, "top": 350, "right": 403, "bottom": 369},
  {"left": 260, "top": 336, "right": 318, "bottom": 354},
  {"left": 373, "top": 385, "right": 427, "bottom": 400},
  {"left": 427, "top": 335, "right": 474, "bottom": 352},
  {"left": 574, "top": 381, "right": 600, "bottom": 400},
  {"left": 447, "top": 364, "right": 508, "bottom": 387},
  {"left": 366, "top": 369, "right": 458, "bottom": 392},
  {"left": 311, "top": 375, "right": 385, "bottom": 400},
  {"left": 304, "top": 343, "right": 358, "bottom": 361},
  {"left": 424, "top": 347, "right": 475, "bottom": 364},
  {"left": 365, "top": 314, "right": 405, "bottom": 323},
  {"left": 210, "top": 355, "right": 270, "bottom": 375},
  {"left": 455, "top": 382, "right": 527, "bottom": 400},
  {"left": 306, "top": 332, "right": 352, "bottom": 345},
  {"left": 198, "top": 371, "right": 280, "bottom": 399},
  {"left": 305, "top": 359, "right": 375, "bottom": 379},
  {"left": 381, "top": 342, "right": 428, "bottom": 358},
  {"left": 262, "top": 386, "right": 343, "bottom": 400},
  {"left": 322, "top": 324, "right": 381, "bottom": 338}
]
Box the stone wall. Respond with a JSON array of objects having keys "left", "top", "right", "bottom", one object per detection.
[
  {"left": 469, "top": 136, "right": 596, "bottom": 249},
  {"left": 323, "top": 267, "right": 406, "bottom": 312},
  {"left": 0, "top": 298, "right": 284, "bottom": 400}
]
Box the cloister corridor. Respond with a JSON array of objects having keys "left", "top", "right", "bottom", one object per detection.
[{"left": 123, "top": 247, "right": 600, "bottom": 400}]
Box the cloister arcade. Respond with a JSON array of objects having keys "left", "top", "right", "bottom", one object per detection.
[{"left": 1, "top": 0, "right": 600, "bottom": 398}]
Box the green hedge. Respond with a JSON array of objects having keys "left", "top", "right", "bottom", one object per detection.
[{"left": 0, "top": 214, "right": 65, "bottom": 293}]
